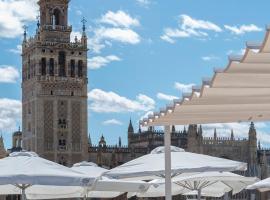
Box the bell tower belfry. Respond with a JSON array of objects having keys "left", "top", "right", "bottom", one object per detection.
[
  {"left": 22, "top": 0, "right": 88, "bottom": 166},
  {"left": 38, "top": 0, "right": 71, "bottom": 43}
]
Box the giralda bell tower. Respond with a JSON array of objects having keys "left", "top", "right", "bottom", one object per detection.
[{"left": 22, "top": 0, "right": 88, "bottom": 165}]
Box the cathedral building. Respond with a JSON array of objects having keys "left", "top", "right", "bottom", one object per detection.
[
  {"left": 21, "top": 0, "right": 88, "bottom": 165},
  {"left": 89, "top": 120, "right": 269, "bottom": 179}
]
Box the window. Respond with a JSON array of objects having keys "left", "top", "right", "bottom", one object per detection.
[
  {"left": 41, "top": 57, "right": 46, "bottom": 75},
  {"left": 58, "top": 51, "right": 66, "bottom": 77},
  {"left": 59, "top": 139, "right": 66, "bottom": 146},
  {"left": 49, "top": 58, "right": 54, "bottom": 76},
  {"left": 52, "top": 9, "right": 61, "bottom": 26},
  {"left": 78, "top": 60, "right": 83, "bottom": 77},
  {"left": 70, "top": 59, "right": 75, "bottom": 77}
]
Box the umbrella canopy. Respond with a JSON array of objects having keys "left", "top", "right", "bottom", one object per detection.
[
  {"left": 129, "top": 172, "right": 258, "bottom": 198},
  {"left": 0, "top": 152, "right": 92, "bottom": 187},
  {"left": 247, "top": 177, "right": 270, "bottom": 192},
  {"left": 105, "top": 146, "right": 247, "bottom": 180},
  {"left": 0, "top": 152, "right": 92, "bottom": 200},
  {"left": 25, "top": 162, "right": 150, "bottom": 199}
]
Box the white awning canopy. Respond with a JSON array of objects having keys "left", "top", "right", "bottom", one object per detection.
[{"left": 141, "top": 27, "right": 270, "bottom": 127}]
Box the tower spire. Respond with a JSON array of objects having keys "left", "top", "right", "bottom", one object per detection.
[
  {"left": 36, "top": 15, "right": 40, "bottom": 29},
  {"left": 118, "top": 137, "right": 122, "bottom": 147},
  {"left": 81, "top": 17, "right": 87, "bottom": 33},
  {"left": 230, "top": 129, "right": 234, "bottom": 140},
  {"left": 128, "top": 118, "right": 134, "bottom": 133},
  {"left": 23, "top": 25, "right": 28, "bottom": 43},
  {"left": 88, "top": 133, "right": 92, "bottom": 146},
  {"left": 81, "top": 17, "right": 87, "bottom": 46},
  {"left": 214, "top": 128, "right": 217, "bottom": 140}
]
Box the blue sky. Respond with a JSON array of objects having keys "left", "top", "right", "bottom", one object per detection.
[{"left": 1, "top": 0, "right": 270, "bottom": 148}]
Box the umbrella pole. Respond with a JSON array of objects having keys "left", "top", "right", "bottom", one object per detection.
[
  {"left": 224, "top": 192, "right": 229, "bottom": 200},
  {"left": 21, "top": 185, "right": 27, "bottom": 200},
  {"left": 164, "top": 125, "right": 172, "bottom": 200},
  {"left": 197, "top": 189, "right": 201, "bottom": 200}
]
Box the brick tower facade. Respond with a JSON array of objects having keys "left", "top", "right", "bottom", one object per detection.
[{"left": 22, "top": 0, "right": 88, "bottom": 166}]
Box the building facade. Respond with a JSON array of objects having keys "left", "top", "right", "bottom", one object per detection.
[
  {"left": 0, "top": 135, "right": 6, "bottom": 159},
  {"left": 21, "top": 0, "right": 88, "bottom": 165},
  {"left": 90, "top": 120, "right": 269, "bottom": 178}
]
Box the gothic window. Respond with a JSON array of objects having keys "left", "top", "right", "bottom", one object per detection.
[
  {"left": 70, "top": 59, "right": 75, "bottom": 77},
  {"left": 58, "top": 51, "right": 66, "bottom": 77},
  {"left": 49, "top": 58, "right": 54, "bottom": 76},
  {"left": 58, "top": 118, "right": 67, "bottom": 129},
  {"left": 78, "top": 60, "right": 83, "bottom": 77},
  {"left": 41, "top": 57, "right": 46, "bottom": 75},
  {"left": 58, "top": 138, "right": 66, "bottom": 146}
]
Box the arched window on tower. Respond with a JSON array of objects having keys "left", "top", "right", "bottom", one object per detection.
[
  {"left": 70, "top": 59, "right": 75, "bottom": 77},
  {"left": 78, "top": 60, "right": 83, "bottom": 77},
  {"left": 41, "top": 57, "right": 46, "bottom": 75},
  {"left": 49, "top": 58, "right": 54, "bottom": 76},
  {"left": 52, "top": 9, "right": 61, "bottom": 26},
  {"left": 58, "top": 51, "right": 66, "bottom": 77}
]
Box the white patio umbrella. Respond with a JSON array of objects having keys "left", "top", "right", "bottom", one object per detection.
[
  {"left": 0, "top": 152, "right": 92, "bottom": 200},
  {"left": 105, "top": 146, "right": 247, "bottom": 181},
  {"left": 25, "top": 161, "right": 150, "bottom": 199},
  {"left": 247, "top": 177, "right": 270, "bottom": 192},
  {"left": 129, "top": 172, "right": 258, "bottom": 200}
]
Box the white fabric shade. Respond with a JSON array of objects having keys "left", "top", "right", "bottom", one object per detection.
[
  {"left": 225, "top": 62, "right": 270, "bottom": 73},
  {"left": 0, "top": 152, "right": 92, "bottom": 200},
  {"left": 129, "top": 172, "right": 258, "bottom": 198},
  {"left": 105, "top": 146, "right": 247, "bottom": 180},
  {"left": 247, "top": 177, "right": 270, "bottom": 192},
  {"left": 26, "top": 161, "right": 150, "bottom": 199},
  {"left": 139, "top": 25, "right": 270, "bottom": 200},
  {"left": 0, "top": 152, "right": 92, "bottom": 187}
]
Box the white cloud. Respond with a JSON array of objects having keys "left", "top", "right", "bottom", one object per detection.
[
  {"left": 0, "top": 98, "right": 21, "bottom": 132},
  {"left": 9, "top": 45, "right": 22, "bottom": 54},
  {"left": 201, "top": 55, "right": 219, "bottom": 61},
  {"left": 136, "top": 0, "right": 151, "bottom": 7},
  {"left": 88, "top": 89, "right": 155, "bottom": 113},
  {"left": 89, "top": 11, "right": 141, "bottom": 54},
  {"left": 100, "top": 10, "right": 140, "bottom": 28},
  {"left": 157, "top": 93, "right": 178, "bottom": 101},
  {"left": 174, "top": 82, "right": 195, "bottom": 93},
  {"left": 160, "top": 28, "right": 190, "bottom": 43},
  {"left": 103, "top": 119, "right": 123, "bottom": 126},
  {"left": 140, "top": 111, "right": 154, "bottom": 121},
  {"left": 0, "top": 0, "right": 38, "bottom": 38},
  {"left": 161, "top": 14, "right": 222, "bottom": 43},
  {"left": 180, "top": 15, "right": 222, "bottom": 32},
  {"left": 88, "top": 55, "right": 121, "bottom": 69},
  {"left": 89, "top": 27, "right": 141, "bottom": 53},
  {"left": 0, "top": 66, "right": 20, "bottom": 83},
  {"left": 224, "top": 24, "right": 262, "bottom": 35},
  {"left": 98, "top": 27, "right": 140, "bottom": 44},
  {"left": 76, "top": 10, "right": 82, "bottom": 16}
]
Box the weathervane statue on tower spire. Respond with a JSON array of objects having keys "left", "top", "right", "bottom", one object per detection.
[
  {"left": 81, "top": 17, "right": 87, "bottom": 32},
  {"left": 23, "top": 25, "right": 28, "bottom": 42}
]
